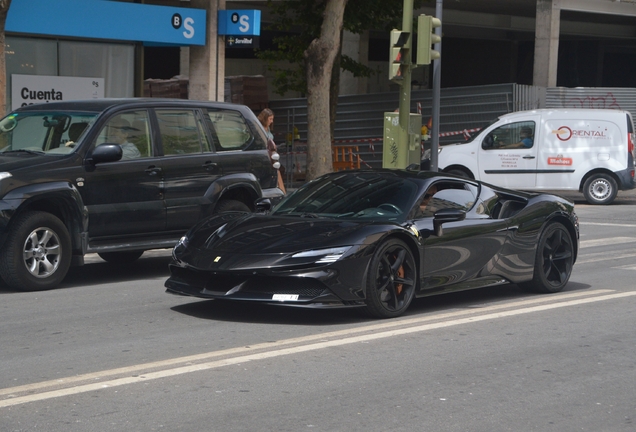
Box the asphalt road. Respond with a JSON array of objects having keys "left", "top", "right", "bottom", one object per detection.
[{"left": 1, "top": 201, "right": 635, "bottom": 431}]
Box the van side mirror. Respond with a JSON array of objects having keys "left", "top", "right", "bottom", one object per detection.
[
  {"left": 483, "top": 135, "right": 494, "bottom": 149},
  {"left": 433, "top": 208, "right": 466, "bottom": 237}
]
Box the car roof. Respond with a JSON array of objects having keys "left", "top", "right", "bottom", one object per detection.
[{"left": 14, "top": 98, "right": 251, "bottom": 114}]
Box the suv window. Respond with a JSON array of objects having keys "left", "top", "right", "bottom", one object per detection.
[
  {"left": 207, "top": 109, "right": 254, "bottom": 151},
  {"left": 157, "top": 109, "right": 211, "bottom": 155},
  {"left": 94, "top": 110, "right": 151, "bottom": 159}
]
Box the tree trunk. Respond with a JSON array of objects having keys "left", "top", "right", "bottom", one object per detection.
[
  {"left": 329, "top": 35, "right": 342, "bottom": 143},
  {"left": 304, "top": 0, "right": 348, "bottom": 181},
  {"left": 0, "top": 0, "right": 11, "bottom": 118}
]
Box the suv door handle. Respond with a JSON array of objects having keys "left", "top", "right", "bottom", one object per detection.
[
  {"left": 202, "top": 161, "right": 219, "bottom": 172},
  {"left": 522, "top": 155, "right": 536, "bottom": 159},
  {"left": 145, "top": 166, "right": 162, "bottom": 176}
]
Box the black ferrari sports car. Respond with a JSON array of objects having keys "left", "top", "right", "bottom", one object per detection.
[{"left": 165, "top": 169, "right": 579, "bottom": 318}]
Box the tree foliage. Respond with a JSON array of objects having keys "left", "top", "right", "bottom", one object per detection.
[{"left": 257, "top": 0, "right": 426, "bottom": 96}]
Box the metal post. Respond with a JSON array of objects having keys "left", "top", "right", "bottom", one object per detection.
[
  {"left": 398, "top": 0, "right": 414, "bottom": 156},
  {"left": 430, "top": 0, "right": 443, "bottom": 172}
]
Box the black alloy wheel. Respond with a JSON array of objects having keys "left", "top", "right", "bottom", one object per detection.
[
  {"left": 365, "top": 238, "right": 417, "bottom": 318},
  {"left": 520, "top": 222, "right": 574, "bottom": 293}
]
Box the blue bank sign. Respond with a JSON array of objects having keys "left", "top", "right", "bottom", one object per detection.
[
  {"left": 218, "top": 10, "right": 261, "bottom": 36},
  {"left": 6, "top": 0, "right": 207, "bottom": 46}
]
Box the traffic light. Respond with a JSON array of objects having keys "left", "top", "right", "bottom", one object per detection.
[
  {"left": 417, "top": 15, "right": 441, "bottom": 65},
  {"left": 389, "top": 29, "right": 410, "bottom": 82}
]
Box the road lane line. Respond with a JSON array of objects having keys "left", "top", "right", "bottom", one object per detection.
[
  {"left": 0, "top": 289, "right": 612, "bottom": 398},
  {"left": 577, "top": 251, "right": 636, "bottom": 265},
  {"left": 1, "top": 289, "right": 634, "bottom": 408},
  {"left": 579, "top": 222, "right": 636, "bottom": 228},
  {"left": 580, "top": 237, "right": 636, "bottom": 248}
]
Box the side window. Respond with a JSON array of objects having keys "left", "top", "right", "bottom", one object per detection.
[
  {"left": 157, "top": 109, "right": 209, "bottom": 155},
  {"left": 94, "top": 110, "right": 151, "bottom": 159},
  {"left": 417, "top": 182, "right": 477, "bottom": 217},
  {"left": 207, "top": 109, "right": 254, "bottom": 151},
  {"left": 482, "top": 121, "right": 535, "bottom": 150}
]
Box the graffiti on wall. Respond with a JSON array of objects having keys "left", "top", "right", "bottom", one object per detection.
[{"left": 565, "top": 92, "right": 622, "bottom": 110}]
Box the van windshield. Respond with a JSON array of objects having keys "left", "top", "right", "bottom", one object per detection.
[{"left": 0, "top": 111, "right": 98, "bottom": 156}]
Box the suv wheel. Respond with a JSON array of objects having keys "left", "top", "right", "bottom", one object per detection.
[
  {"left": 98, "top": 251, "right": 144, "bottom": 264},
  {"left": 0, "top": 211, "right": 72, "bottom": 291},
  {"left": 215, "top": 199, "right": 250, "bottom": 213}
]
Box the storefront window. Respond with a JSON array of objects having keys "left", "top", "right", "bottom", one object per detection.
[{"left": 5, "top": 36, "right": 135, "bottom": 111}]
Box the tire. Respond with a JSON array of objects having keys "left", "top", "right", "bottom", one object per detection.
[
  {"left": 446, "top": 168, "right": 470, "bottom": 179},
  {"left": 98, "top": 251, "right": 144, "bottom": 264},
  {"left": 583, "top": 174, "right": 617, "bottom": 205},
  {"left": 365, "top": 238, "right": 417, "bottom": 318},
  {"left": 519, "top": 222, "right": 574, "bottom": 294},
  {"left": 0, "top": 211, "right": 72, "bottom": 291},
  {"left": 215, "top": 199, "right": 251, "bottom": 213}
]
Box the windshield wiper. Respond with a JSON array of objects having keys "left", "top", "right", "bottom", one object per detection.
[
  {"left": 300, "top": 212, "right": 320, "bottom": 218},
  {"left": 3, "top": 149, "right": 45, "bottom": 155}
]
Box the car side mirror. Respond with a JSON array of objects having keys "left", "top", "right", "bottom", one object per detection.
[
  {"left": 86, "top": 144, "right": 123, "bottom": 165},
  {"left": 433, "top": 208, "right": 466, "bottom": 237},
  {"left": 255, "top": 198, "right": 272, "bottom": 213}
]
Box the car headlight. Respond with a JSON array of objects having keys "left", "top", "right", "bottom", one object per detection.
[
  {"left": 291, "top": 246, "right": 352, "bottom": 264},
  {"left": 172, "top": 235, "right": 190, "bottom": 264},
  {"left": 0, "top": 172, "right": 12, "bottom": 181}
]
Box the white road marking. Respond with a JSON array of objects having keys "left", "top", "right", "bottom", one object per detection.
[
  {"left": 1, "top": 289, "right": 634, "bottom": 408},
  {"left": 579, "top": 222, "right": 636, "bottom": 228},
  {"left": 580, "top": 237, "right": 636, "bottom": 248}
]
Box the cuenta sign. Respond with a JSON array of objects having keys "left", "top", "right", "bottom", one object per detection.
[{"left": 11, "top": 75, "right": 105, "bottom": 110}]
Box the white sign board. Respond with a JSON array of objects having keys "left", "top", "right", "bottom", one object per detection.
[{"left": 11, "top": 75, "right": 105, "bottom": 111}]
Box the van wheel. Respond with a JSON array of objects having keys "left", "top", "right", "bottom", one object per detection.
[
  {"left": 446, "top": 168, "right": 471, "bottom": 179},
  {"left": 0, "top": 211, "right": 72, "bottom": 291},
  {"left": 583, "top": 174, "right": 617, "bottom": 205}
]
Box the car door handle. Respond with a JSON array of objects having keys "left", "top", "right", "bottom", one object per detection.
[
  {"left": 202, "top": 161, "right": 219, "bottom": 171},
  {"left": 522, "top": 155, "right": 536, "bottom": 159},
  {"left": 145, "top": 166, "right": 162, "bottom": 176}
]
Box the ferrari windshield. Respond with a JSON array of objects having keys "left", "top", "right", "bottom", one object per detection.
[
  {"left": 272, "top": 172, "right": 418, "bottom": 221},
  {"left": 0, "top": 111, "right": 98, "bottom": 155}
]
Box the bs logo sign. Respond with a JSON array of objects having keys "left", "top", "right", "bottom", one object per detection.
[{"left": 172, "top": 13, "right": 195, "bottom": 39}]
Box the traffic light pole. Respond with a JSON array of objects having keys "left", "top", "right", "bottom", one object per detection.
[
  {"left": 398, "top": 0, "right": 414, "bottom": 147},
  {"left": 430, "top": 0, "right": 443, "bottom": 172}
]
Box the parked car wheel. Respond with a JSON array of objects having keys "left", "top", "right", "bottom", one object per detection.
[
  {"left": 519, "top": 222, "right": 574, "bottom": 294},
  {"left": 446, "top": 168, "right": 471, "bottom": 179},
  {"left": 583, "top": 174, "right": 617, "bottom": 205},
  {"left": 0, "top": 211, "right": 72, "bottom": 291},
  {"left": 365, "top": 238, "right": 417, "bottom": 318},
  {"left": 215, "top": 199, "right": 251, "bottom": 213},
  {"left": 98, "top": 251, "right": 144, "bottom": 264}
]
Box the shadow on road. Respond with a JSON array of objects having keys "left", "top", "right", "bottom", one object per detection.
[
  {"left": 169, "top": 281, "right": 592, "bottom": 325},
  {"left": 0, "top": 254, "right": 173, "bottom": 293}
]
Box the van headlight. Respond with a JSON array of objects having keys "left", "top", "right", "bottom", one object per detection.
[{"left": 0, "top": 172, "right": 12, "bottom": 181}]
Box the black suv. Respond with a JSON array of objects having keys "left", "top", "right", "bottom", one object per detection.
[{"left": 0, "top": 98, "right": 283, "bottom": 291}]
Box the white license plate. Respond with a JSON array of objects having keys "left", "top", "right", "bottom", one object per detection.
[{"left": 272, "top": 294, "right": 299, "bottom": 301}]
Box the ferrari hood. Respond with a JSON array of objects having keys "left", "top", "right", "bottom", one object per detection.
[{"left": 191, "top": 214, "right": 375, "bottom": 254}]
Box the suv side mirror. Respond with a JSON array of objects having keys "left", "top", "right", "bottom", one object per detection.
[
  {"left": 433, "top": 208, "right": 466, "bottom": 237},
  {"left": 255, "top": 198, "right": 272, "bottom": 213},
  {"left": 87, "top": 144, "right": 123, "bottom": 165}
]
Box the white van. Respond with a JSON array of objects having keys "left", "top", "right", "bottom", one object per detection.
[{"left": 436, "top": 108, "right": 635, "bottom": 204}]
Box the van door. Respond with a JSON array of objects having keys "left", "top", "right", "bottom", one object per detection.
[{"left": 478, "top": 117, "right": 540, "bottom": 189}]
